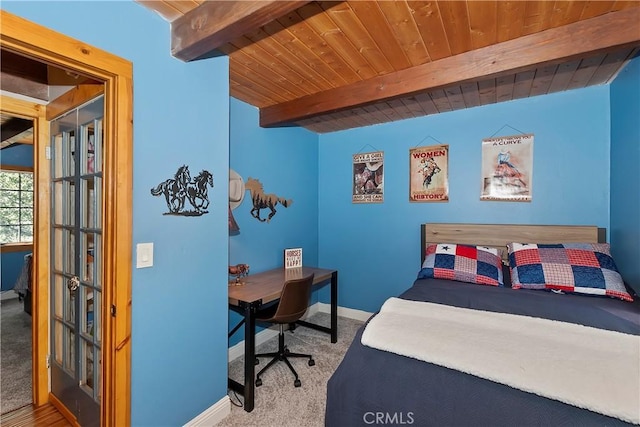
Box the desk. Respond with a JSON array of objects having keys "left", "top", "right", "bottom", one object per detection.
[{"left": 228, "top": 266, "right": 338, "bottom": 412}]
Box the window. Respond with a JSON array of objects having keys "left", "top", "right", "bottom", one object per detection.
[{"left": 0, "top": 167, "right": 34, "bottom": 244}]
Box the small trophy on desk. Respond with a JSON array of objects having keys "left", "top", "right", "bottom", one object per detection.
[{"left": 229, "top": 264, "right": 250, "bottom": 285}]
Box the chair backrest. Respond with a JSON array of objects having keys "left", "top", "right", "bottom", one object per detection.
[{"left": 270, "top": 274, "right": 314, "bottom": 324}]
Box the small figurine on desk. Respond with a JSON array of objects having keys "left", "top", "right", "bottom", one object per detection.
[{"left": 229, "top": 263, "right": 250, "bottom": 285}]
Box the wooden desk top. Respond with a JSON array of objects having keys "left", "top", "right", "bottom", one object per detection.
[{"left": 228, "top": 266, "right": 336, "bottom": 307}]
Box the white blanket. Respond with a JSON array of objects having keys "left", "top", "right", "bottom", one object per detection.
[{"left": 361, "top": 297, "right": 640, "bottom": 424}]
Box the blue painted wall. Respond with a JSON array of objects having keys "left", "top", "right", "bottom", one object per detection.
[
  {"left": 610, "top": 54, "right": 640, "bottom": 294},
  {"left": 2, "top": 3, "right": 230, "bottom": 426},
  {"left": 1, "top": 144, "right": 33, "bottom": 167},
  {"left": 318, "top": 87, "right": 612, "bottom": 312},
  {"left": 1, "top": 144, "right": 34, "bottom": 290},
  {"left": 229, "top": 98, "right": 319, "bottom": 345}
]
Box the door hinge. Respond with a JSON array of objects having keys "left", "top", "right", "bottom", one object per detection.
[
  {"left": 111, "top": 304, "right": 116, "bottom": 317},
  {"left": 45, "top": 146, "right": 51, "bottom": 160},
  {"left": 46, "top": 354, "right": 51, "bottom": 368}
]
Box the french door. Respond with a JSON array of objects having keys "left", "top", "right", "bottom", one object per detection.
[{"left": 50, "top": 95, "right": 104, "bottom": 427}]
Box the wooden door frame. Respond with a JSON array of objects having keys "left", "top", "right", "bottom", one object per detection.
[
  {"left": 0, "top": 95, "right": 47, "bottom": 409},
  {"left": 1, "top": 10, "right": 133, "bottom": 427}
]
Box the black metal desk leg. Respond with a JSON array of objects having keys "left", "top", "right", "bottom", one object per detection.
[
  {"left": 243, "top": 302, "right": 257, "bottom": 412},
  {"left": 331, "top": 271, "right": 338, "bottom": 343}
]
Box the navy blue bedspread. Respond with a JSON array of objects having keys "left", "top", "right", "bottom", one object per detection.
[{"left": 325, "top": 278, "right": 640, "bottom": 427}]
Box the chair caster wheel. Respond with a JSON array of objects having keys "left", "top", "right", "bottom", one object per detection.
[
  {"left": 294, "top": 379, "right": 301, "bottom": 387},
  {"left": 256, "top": 378, "right": 262, "bottom": 387},
  {"left": 308, "top": 359, "right": 315, "bottom": 366}
]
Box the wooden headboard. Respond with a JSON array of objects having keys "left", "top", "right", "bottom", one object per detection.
[{"left": 421, "top": 223, "right": 604, "bottom": 265}]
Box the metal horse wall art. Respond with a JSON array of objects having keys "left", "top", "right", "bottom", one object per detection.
[
  {"left": 150, "top": 164, "right": 190, "bottom": 213},
  {"left": 186, "top": 170, "right": 214, "bottom": 213},
  {"left": 245, "top": 177, "right": 292, "bottom": 222},
  {"left": 150, "top": 165, "right": 214, "bottom": 216}
]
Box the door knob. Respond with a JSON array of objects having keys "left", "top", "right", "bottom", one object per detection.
[{"left": 68, "top": 275, "right": 80, "bottom": 294}]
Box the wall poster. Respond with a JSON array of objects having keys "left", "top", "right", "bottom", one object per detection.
[
  {"left": 409, "top": 144, "right": 449, "bottom": 202},
  {"left": 353, "top": 151, "right": 384, "bottom": 204},
  {"left": 480, "top": 134, "right": 533, "bottom": 202}
]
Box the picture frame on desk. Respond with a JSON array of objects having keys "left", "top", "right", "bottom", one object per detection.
[{"left": 284, "top": 247, "right": 302, "bottom": 269}]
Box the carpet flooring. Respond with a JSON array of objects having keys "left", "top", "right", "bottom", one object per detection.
[
  {"left": 0, "top": 298, "right": 32, "bottom": 415},
  {"left": 219, "top": 312, "right": 365, "bottom": 427}
]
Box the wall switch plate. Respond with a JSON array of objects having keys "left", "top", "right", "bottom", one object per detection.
[{"left": 136, "top": 243, "right": 154, "bottom": 268}]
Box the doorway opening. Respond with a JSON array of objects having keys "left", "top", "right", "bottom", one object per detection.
[{"left": 0, "top": 111, "right": 35, "bottom": 414}]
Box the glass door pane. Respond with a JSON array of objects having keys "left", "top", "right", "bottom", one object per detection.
[{"left": 50, "top": 95, "right": 103, "bottom": 426}]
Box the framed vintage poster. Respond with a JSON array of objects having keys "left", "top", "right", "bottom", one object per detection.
[
  {"left": 409, "top": 144, "right": 449, "bottom": 202},
  {"left": 353, "top": 151, "right": 383, "bottom": 203},
  {"left": 480, "top": 134, "right": 533, "bottom": 201}
]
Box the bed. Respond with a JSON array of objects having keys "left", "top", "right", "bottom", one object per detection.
[
  {"left": 11, "top": 253, "right": 33, "bottom": 315},
  {"left": 325, "top": 223, "right": 640, "bottom": 427}
]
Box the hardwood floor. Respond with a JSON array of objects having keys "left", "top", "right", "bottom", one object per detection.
[{"left": 0, "top": 404, "right": 71, "bottom": 427}]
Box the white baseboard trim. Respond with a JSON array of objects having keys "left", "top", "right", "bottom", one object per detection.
[
  {"left": 316, "top": 302, "right": 374, "bottom": 322},
  {"left": 0, "top": 291, "right": 19, "bottom": 301},
  {"left": 183, "top": 395, "right": 230, "bottom": 427}
]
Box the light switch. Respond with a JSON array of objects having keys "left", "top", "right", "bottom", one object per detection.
[{"left": 136, "top": 243, "right": 154, "bottom": 268}]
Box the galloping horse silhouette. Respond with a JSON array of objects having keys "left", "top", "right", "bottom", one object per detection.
[
  {"left": 245, "top": 177, "right": 293, "bottom": 222},
  {"left": 150, "top": 165, "right": 191, "bottom": 213},
  {"left": 186, "top": 170, "right": 214, "bottom": 213}
]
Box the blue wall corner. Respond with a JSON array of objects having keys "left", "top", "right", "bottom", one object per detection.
[
  {"left": 228, "top": 98, "right": 319, "bottom": 346},
  {"left": 610, "top": 54, "right": 640, "bottom": 294}
]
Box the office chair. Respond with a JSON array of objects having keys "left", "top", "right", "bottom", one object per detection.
[{"left": 255, "top": 274, "right": 315, "bottom": 388}]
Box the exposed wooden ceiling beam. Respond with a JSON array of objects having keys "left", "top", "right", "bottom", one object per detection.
[
  {"left": 46, "top": 84, "right": 104, "bottom": 121},
  {"left": 1, "top": 116, "right": 33, "bottom": 143},
  {"left": 1, "top": 50, "right": 49, "bottom": 100},
  {"left": 0, "top": 72, "right": 49, "bottom": 101},
  {"left": 1, "top": 49, "right": 99, "bottom": 102},
  {"left": 1, "top": 50, "right": 47, "bottom": 83},
  {"left": 171, "top": 0, "right": 313, "bottom": 62},
  {"left": 260, "top": 7, "right": 640, "bottom": 128}
]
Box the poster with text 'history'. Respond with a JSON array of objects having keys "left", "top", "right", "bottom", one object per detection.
[{"left": 409, "top": 144, "right": 449, "bottom": 202}]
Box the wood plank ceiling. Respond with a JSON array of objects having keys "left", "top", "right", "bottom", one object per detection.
[
  {"left": 137, "top": 1, "right": 640, "bottom": 134},
  {"left": 0, "top": 113, "right": 33, "bottom": 148}
]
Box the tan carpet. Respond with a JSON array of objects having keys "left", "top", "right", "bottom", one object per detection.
[
  {"left": 220, "top": 312, "right": 365, "bottom": 427},
  {"left": 0, "top": 297, "right": 32, "bottom": 415}
]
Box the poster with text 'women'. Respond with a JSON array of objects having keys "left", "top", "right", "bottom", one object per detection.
[{"left": 409, "top": 144, "right": 449, "bottom": 202}]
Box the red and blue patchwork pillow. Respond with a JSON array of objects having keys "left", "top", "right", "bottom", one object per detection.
[
  {"left": 507, "top": 243, "right": 633, "bottom": 302},
  {"left": 418, "top": 244, "right": 503, "bottom": 286}
]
